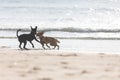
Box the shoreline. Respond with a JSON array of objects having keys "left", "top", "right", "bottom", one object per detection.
[
  {"left": 0, "top": 48, "right": 120, "bottom": 80},
  {"left": 1, "top": 37, "right": 120, "bottom": 40},
  {"left": 1, "top": 38, "right": 120, "bottom": 54}
]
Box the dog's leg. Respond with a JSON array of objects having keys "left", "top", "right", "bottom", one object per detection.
[
  {"left": 57, "top": 45, "right": 59, "bottom": 50},
  {"left": 46, "top": 44, "right": 51, "bottom": 49},
  {"left": 53, "top": 46, "right": 56, "bottom": 49},
  {"left": 35, "top": 38, "right": 40, "bottom": 43},
  {"left": 41, "top": 43, "right": 45, "bottom": 49},
  {"left": 23, "top": 41, "right": 27, "bottom": 49},
  {"left": 29, "top": 41, "right": 34, "bottom": 48},
  {"left": 19, "top": 42, "right": 22, "bottom": 49},
  {"left": 53, "top": 45, "right": 59, "bottom": 50}
]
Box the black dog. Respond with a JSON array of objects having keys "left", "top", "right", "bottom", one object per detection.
[{"left": 16, "top": 26, "right": 39, "bottom": 49}]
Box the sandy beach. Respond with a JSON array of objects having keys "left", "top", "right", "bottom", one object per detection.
[{"left": 0, "top": 47, "right": 120, "bottom": 80}]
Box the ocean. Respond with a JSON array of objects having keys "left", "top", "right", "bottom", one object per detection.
[
  {"left": 0, "top": 0, "right": 120, "bottom": 53},
  {"left": 0, "top": 0, "right": 120, "bottom": 39}
]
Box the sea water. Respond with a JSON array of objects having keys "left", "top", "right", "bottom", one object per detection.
[
  {"left": 0, "top": 0, "right": 120, "bottom": 29},
  {"left": 0, "top": 0, "right": 120, "bottom": 39}
]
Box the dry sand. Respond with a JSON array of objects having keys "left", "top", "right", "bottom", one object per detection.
[{"left": 0, "top": 47, "right": 120, "bottom": 80}]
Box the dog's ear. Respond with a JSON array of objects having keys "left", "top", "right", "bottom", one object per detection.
[
  {"left": 35, "top": 26, "right": 37, "bottom": 30},
  {"left": 41, "top": 31, "right": 44, "bottom": 35},
  {"left": 30, "top": 26, "right": 33, "bottom": 30}
]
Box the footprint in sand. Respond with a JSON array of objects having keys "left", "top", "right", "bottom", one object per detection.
[
  {"left": 104, "top": 68, "right": 111, "bottom": 72},
  {"left": 65, "top": 72, "right": 75, "bottom": 76},
  {"left": 60, "top": 61, "right": 68, "bottom": 65},
  {"left": 60, "top": 61, "right": 70, "bottom": 69},
  {"left": 38, "top": 77, "right": 52, "bottom": 80},
  {"left": 32, "top": 66, "right": 41, "bottom": 71},
  {"left": 17, "top": 66, "right": 42, "bottom": 77},
  {"left": 19, "top": 73, "right": 26, "bottom": 77},
  {"left": 58, "top": 54, "right": 77, "bottom": 57},
  {"left": 27, "top": 66, "right": 41, "bottom": 74},
  {"left": 80, "top": 70, "right": 90, "bottom": 75}
]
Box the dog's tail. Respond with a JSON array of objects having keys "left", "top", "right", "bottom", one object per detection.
[
  {"left": 56, "top": 39, "right": 60, "bottom": 43},
  {"left": 16, "top": 29, "right": 21, "bottom": 38}
]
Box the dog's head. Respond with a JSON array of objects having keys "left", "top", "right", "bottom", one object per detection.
[
  {"left": 36, "top": 31, "right": 44, "bottom": 38},
  {"left": 31, "top": 26, "right": 37, "bottom": 34}
]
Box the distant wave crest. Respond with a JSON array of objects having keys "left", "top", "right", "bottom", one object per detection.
[{"left": 1, "top": 27, "right": 120, "bottom": 33}]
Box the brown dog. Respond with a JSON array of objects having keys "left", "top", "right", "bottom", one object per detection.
[{"left": 36, "top": 32, "right": 60, "bottom": 50}]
